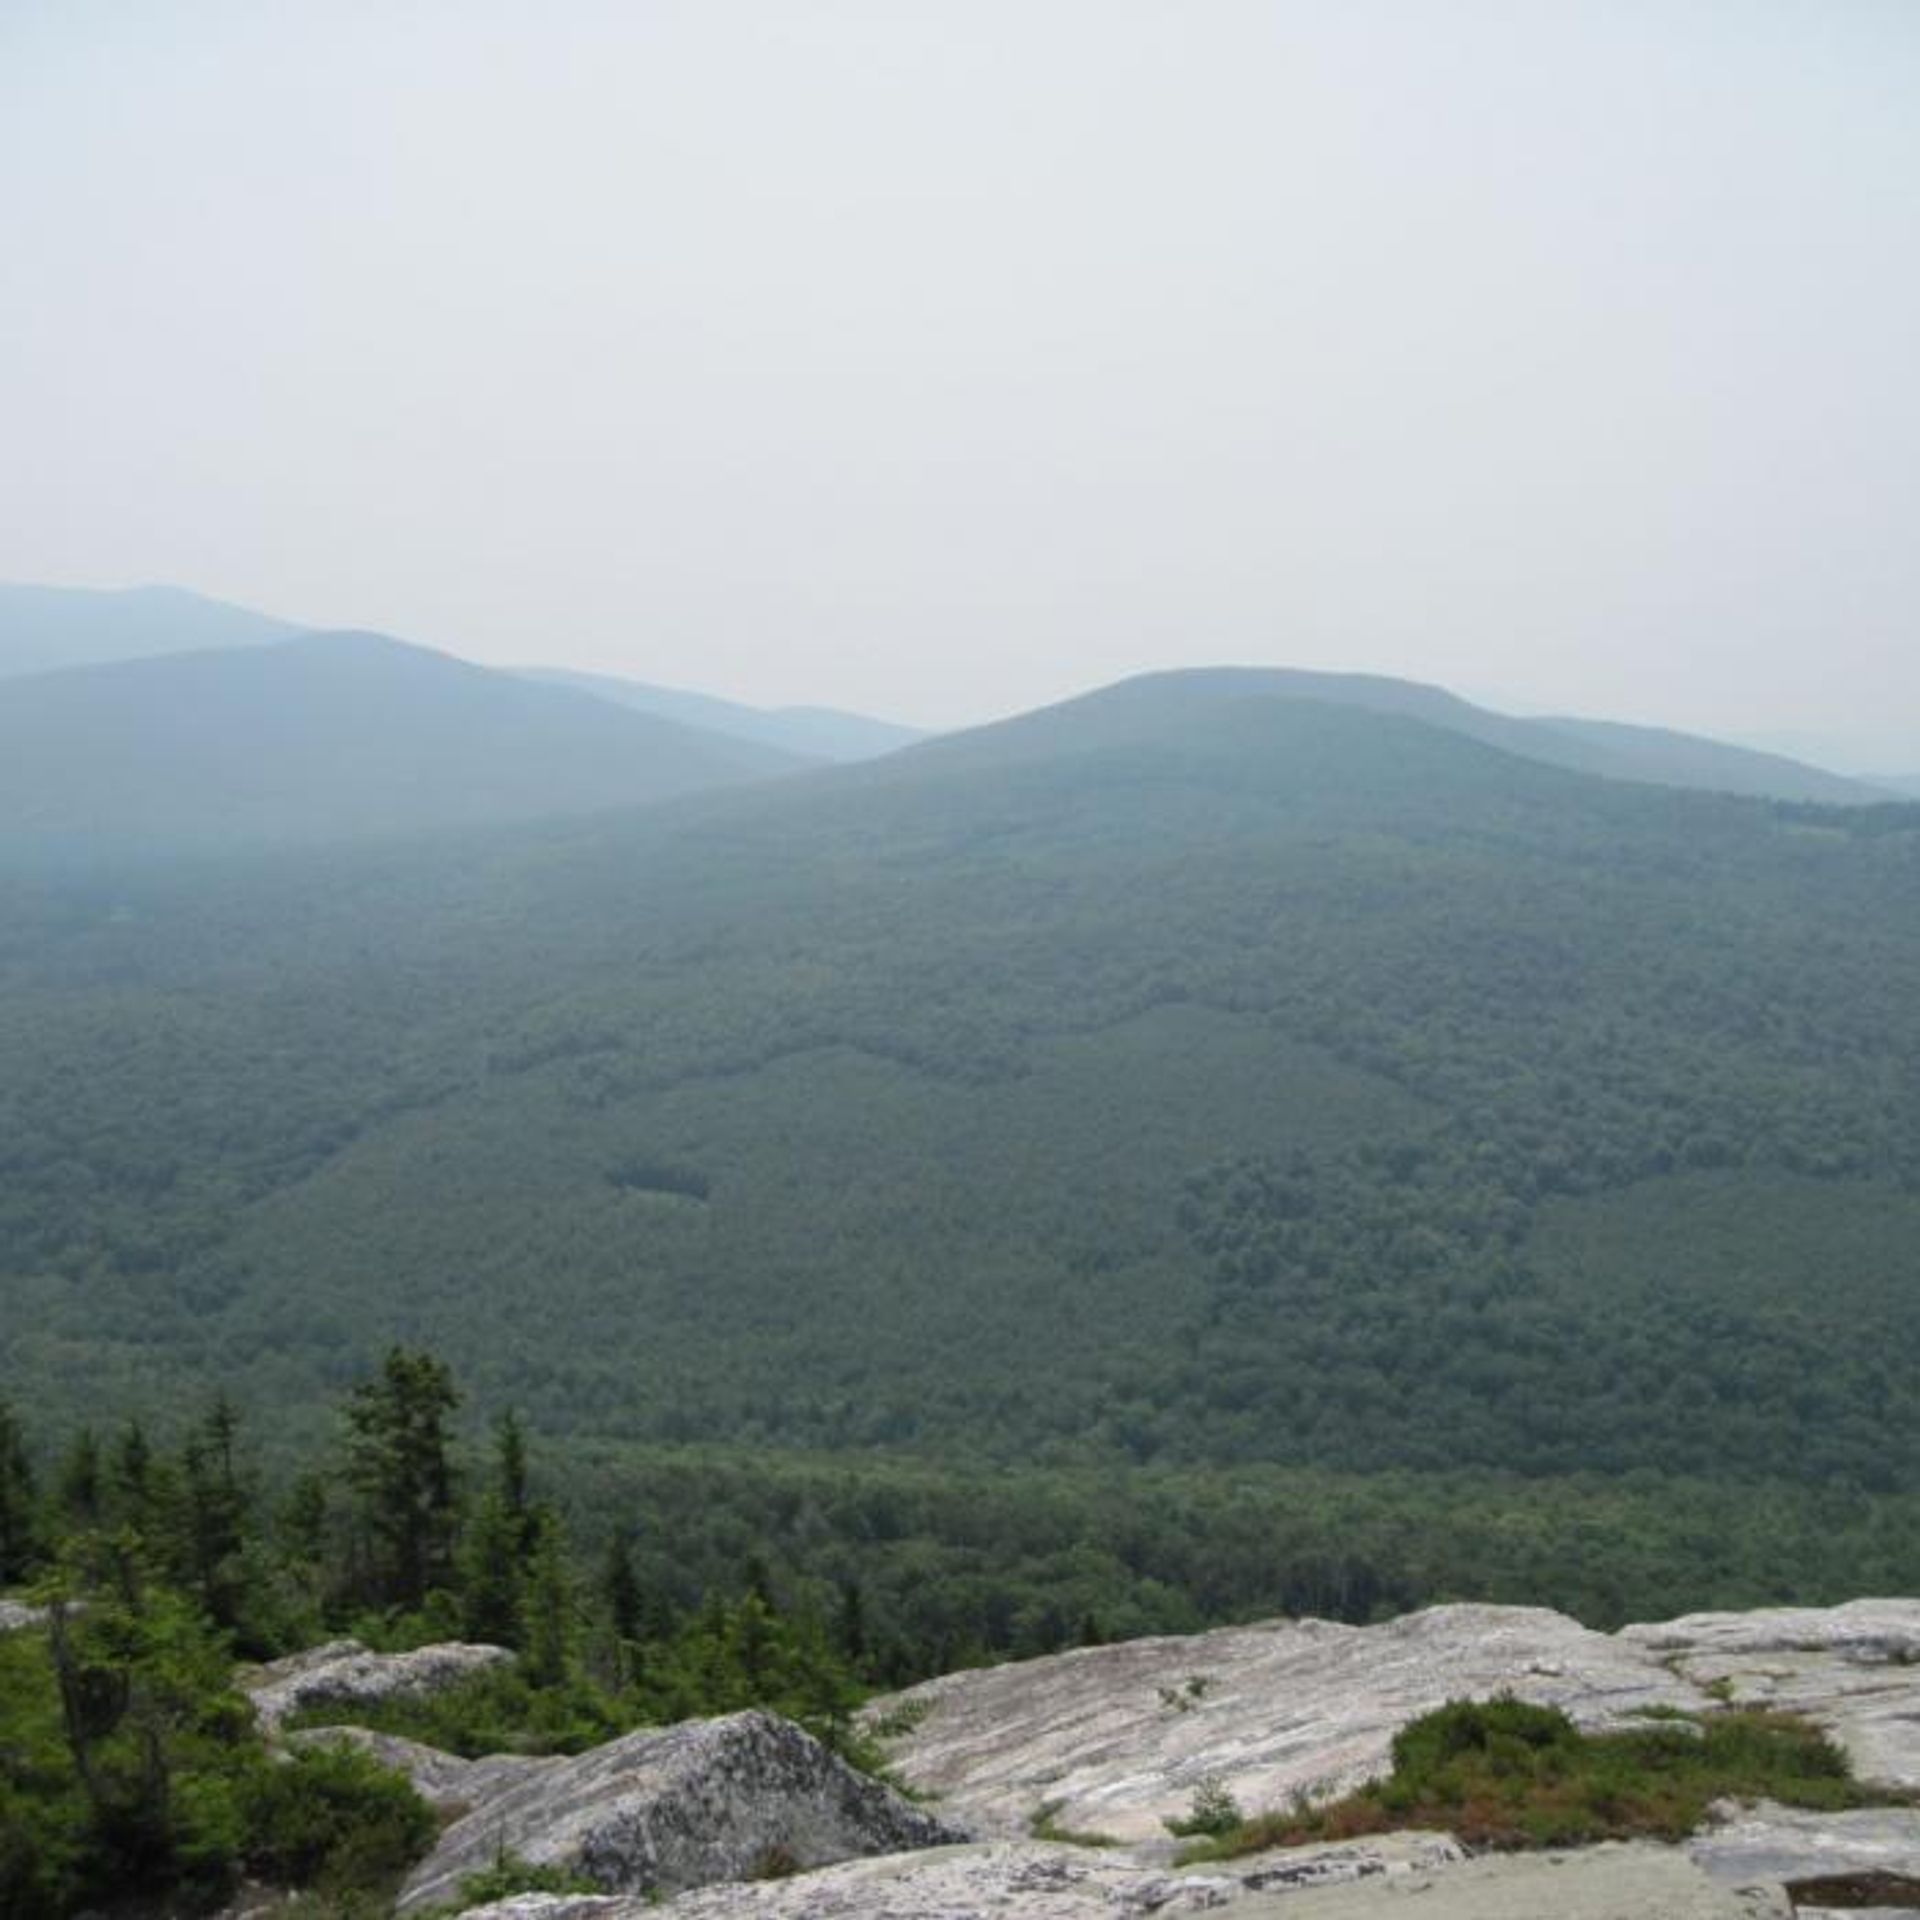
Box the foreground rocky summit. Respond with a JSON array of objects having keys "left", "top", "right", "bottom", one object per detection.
[
  {"left": 861, "top": 1602, "right": 1695, "bottom": 1844},
  {"left": 253, "top": 1600, "right": 1920, "bottom": 1919},
  {"left": 447, "top": 1839, "right": 1790, "bottom": 1919},
  {"left": 860, "top": 1597, "right": 1920, "bottom": 1850}
]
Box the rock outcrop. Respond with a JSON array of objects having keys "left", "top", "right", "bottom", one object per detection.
[
  {"left": 283, "top": 1722, "right": 549, "bottom": 1814},
  {"left": 244, "top": 1635, "right": 514, "bottom": 1729},
  {"left": 1623, "top": 1599, "right": 1920, "bottom": 1794},
  {"left": 448, "top": 1832, "right": 1465, "bottom": 1920},
  {"left": 398, "top": 1708, "right": 967, "bottom": 1913},
  {"left": 0, "top": 1598, "right": 45, "bottom": 1633},
  {"left": 858, "top": 1602, "right": 1699, "bottom": 1844},
  {"left": 452, "top": 1839, "right": 1784, "bottom": 1920},
  {"left": 264, "top": 1599, "right": 1920, "bottom": 1919},
  {"left": 1688, "top": 1799, "right": 1920, "bottom": 1909}
]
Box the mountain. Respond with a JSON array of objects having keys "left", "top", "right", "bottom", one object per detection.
[
  {"left": 931, "top": 665, "right": 1882, "bottom": 802},
  {"left": 520, "top": 666, "right": 924, "bottom": 762},
  {"left": 3, "top": 675, "right": 1916, "bottom": 1503},
  {"left": 0, "top": 630, "right": 808, "bottom": 848},
  {"left": 0, "top": 582, "right": 297, "bottom": 679},
  {"left": 1525, "top": 713, "right": 1894, "bottom": 803}
]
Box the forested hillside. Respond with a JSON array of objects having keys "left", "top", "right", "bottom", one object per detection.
[
  {"left": 2, "top": 681, "right": 1915, "bottom": 1515},
  {"left": 0, "top": 631, "right": 806, "bottom": 847}
]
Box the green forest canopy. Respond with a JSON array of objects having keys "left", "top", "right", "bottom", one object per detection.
[{"left": 1, "top": 683, "right": 1917, "bottom": 1609}]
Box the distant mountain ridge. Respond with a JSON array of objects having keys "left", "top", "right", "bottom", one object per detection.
[
  {"left": 888, "top": 666, "right": 1887, "bottom": 805},
  {"left": 0, "top": 583, "right": 1889, "bottom": 809},
  {"left": 0, "top": 630, "right": 808, "bottom": 847},
  {"left": 519, "top": 666, "right": 924, "bottom": 763},
  {"left": 0, "top": 582, "right": 295, "bottom": 678}
]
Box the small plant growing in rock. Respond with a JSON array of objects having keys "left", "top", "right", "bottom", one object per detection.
[
  {"left": 1163, "top": 1775, "right": 1244, "bottom": 1838},
  {"left": 752, "top": 1842, "right": 803, "bottom": 1880},
  {"left": 416, "top": 1848, "right": 597, "bottom": 1916},
  {"left": 1030, "top": 1799, "right": 1121, "bottom": 1848},
  {"left": 866, "top": 1696, "right": 934, "bottom": 1740}
]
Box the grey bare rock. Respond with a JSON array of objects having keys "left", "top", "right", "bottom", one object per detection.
[
  {"left": 282, "top": 1723, "right": 548, "bottom": 1815},
  {"left": 398, "top": 1708, "right": 967, "bottom": 1912},
  {"left": 453, "top": 1834, "right": 1464, "bottom": 1920},
  {"left": 243, "top": 1636, "right": 514, "bottom": 1730},
  {"left": 1228, "top": 1844, "right": 1792, "bottom": 1920},
  {"left": 451, "top": 1840, "right": 1779, "bottom": 1920},
  {"left": 1689, "top": 1801, "right": 1920, "bottom": 1898},
  {"left": 1622, "top": 1600, "right": 1920, "bottom": 1792},
  {"left": 860, "top": 1603, "right": 1699, "bottom": 1844}
]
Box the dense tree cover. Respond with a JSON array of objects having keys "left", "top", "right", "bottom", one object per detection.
[
  {"left": 0, "top": 1360, "right": 881, "bottom": 1916},
  {"left": 0, "top": 690, "right": 1916, "bottom": 1503},
  {"left": 0, "top": 1511, "right": 434, "bottom": 1917}
]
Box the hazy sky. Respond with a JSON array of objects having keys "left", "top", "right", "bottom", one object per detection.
[{"left": 3, "top": 2, "right": 1915, "bottom": 755}]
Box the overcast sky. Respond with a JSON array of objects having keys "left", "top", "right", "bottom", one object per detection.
[{"left": 2, "top": 2, "right": 1915, "bottom": 757}]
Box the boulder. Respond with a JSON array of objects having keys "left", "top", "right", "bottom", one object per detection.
[
  {"left": 398, "top": 1708, "right": 968, "bottom": 1912},
  {"left": 244, "top": 1635, "right": 514, "bottom": 1729},
  {"left": 861, "top": 1603, "right": 1699, "bottom": 1843}
]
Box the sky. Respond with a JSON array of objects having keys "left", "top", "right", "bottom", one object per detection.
[{"left": 2, "top": 2, "right": 1915, "bottom": 758}]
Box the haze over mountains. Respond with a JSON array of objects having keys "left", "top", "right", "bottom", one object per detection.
[
  {"left": 0, "top": 585, "right": 1899, "bottom": 857},
  {"left": 0, "top": 630, "right": 806, "bottom": 847},
  {"left": 0, "top": 583, "right": 297, "bottom": 679},
  {"left": 519, "top": 667, "right": 925, "bottom": 764}
]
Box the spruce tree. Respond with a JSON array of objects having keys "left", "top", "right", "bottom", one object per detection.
[
  {"left": 0, "top": 1394, "right": 38, "bottom": 1582},
  {"left": 342, "top": 1349, "right": 460, "bottom": 1614}
]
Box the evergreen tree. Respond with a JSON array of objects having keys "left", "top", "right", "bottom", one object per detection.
[
  {"left": 519, "top": 1516, "right": 575, "bottom": 1689},
  {"left": 460, "top": 1410, "right": 540, "bottom": 1647},
  {"left": 342, "top": 1349, "right": 459, "bottom": 1614},
  {"left": 107, "top": 1422, "right": 153, "bottom": 1533},
  {"left": 56, "top": 1429, "right": 102, "bottom": 1532},
  {"left": 177, "top": 1398, "right": 251, "bottom": 1638},
  {"left": 0, "top": 1394, "right": 38, "bottom": 1583},
  {"left": 604, "top": 1535, "right": 643, "bottom": 1647}
]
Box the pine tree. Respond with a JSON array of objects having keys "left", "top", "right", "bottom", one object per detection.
[
  {"left": 519, "top": 1515, "right": 575, "bottom": 1689},
  {"left": 460, "top": 1410, "right": 540, "bottom": 1647},
  {"left": 177, "top": 1398, "right": 251, "bottom": 1636},
  {"left": 342, "top": 1349, "right": 460, "bottom": 1614},
  {"left": 0, "top": 1394, "right": 38, "bottom": 1582},
  {"left": 56, "top": 1428, "right": 103, "bottom": 1531}
]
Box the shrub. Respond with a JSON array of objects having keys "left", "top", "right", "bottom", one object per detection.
[
  {"left": 1163, "top": 1774, "right": 1243, "bottom": 1838},
  {"left": 240, "top": 1743, "right": 436, "bottom": 1894},
  {"left": 1178, "top": 1697, "right": 1881, "bottom": 1861}
]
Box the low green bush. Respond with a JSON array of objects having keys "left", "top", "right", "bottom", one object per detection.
[
  {"left": 1180, "top": 1696, "right": 1881, "bottom": 1859},
  {"left": 240, "top": 1743, "right": 437, "bottom": 1895}
]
